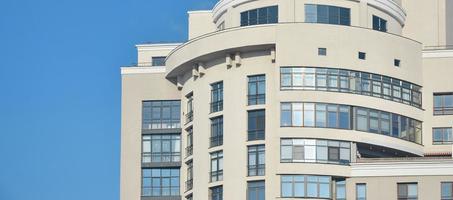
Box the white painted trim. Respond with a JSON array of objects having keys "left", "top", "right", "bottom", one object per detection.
[
  {"left": 423, "top": 49, "right": 453, "bottom": 58},
  {"left": 121, "top": 66, "right": 166, "bottom": 75},
  {"left": 351, "top": 160, "right": 453, "bottom": 177},
  {"left": 135, "top": 43, "right": 182, "bottom": 51},
  {"left": 187, "top": 10, "right": 212, "bottom": 14}
]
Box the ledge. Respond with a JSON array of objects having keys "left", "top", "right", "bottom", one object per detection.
[{"left": 351, "top": 159, "right": 453, "bottom": 177}]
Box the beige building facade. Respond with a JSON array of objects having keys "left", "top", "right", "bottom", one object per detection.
[{"left": 121, "top": 0, "right": 453, "bottom": 200}]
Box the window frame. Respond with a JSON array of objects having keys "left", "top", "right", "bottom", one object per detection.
[
  {"left": 210, "top": 151, "right": 223, "bottom": 182},
  {"left": 210, "top": 82, "right": 223, "bottom": 113},
  {"left": 248, "top": 109, "right": 266, "bottom": 141},
  {"left": 248, "top": 145, "right": 265, "bottom": 176},
  {"left": 433, "top": 127, "right": 453, "bottom": 145},
  {"left": 248, "top": 74, "right": 266, "bottom": 105}
]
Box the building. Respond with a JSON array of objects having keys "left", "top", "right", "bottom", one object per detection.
[{"left": 120, "top": 0, "right": 453, "bottom": 200}]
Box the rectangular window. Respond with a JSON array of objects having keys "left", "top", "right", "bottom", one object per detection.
[
  {"left": 210, "top": 186, "right": 223, "bottom": 200},
  {"left": 142, "top": 135, "right": 181, "bottom": 163},
  {"left": 248, "top": 110, "right": 265, "bottom": 141},
  {"left": 281, "top": 102, "right": 350, "bottom": 129},
  {"left": 395, "top": 59, "right": 401, "bottom": 67},
  {"left": 433, "top": 128, "right": 453, "bottom": 145},
  {"left": 210, "top": 116, "right": 223, "bottom": 147},
  {"left": 142, "top": 168, "right": 180, "bottom": 197},
  {"left": 356, "top": 183, "right": 366, "bottom": 200},
  {"left": 434, "top": 93, "right": 453, "bottom": 115},
  {"left": 373, "top": 15, "right": 387, "bottom": 32},
  {"left": 318, "top": 48, "right": 327, "bottom": 56},
  {"left": 305, "top": 4, "right": 350, "bottom": 26},
  {"left": 210, "top": 151, "right": 223, "bottom": 182},
  {"left": 358, "top": 52, "right": 366, "bottom": 60},
  {"left": 248, "top": 181, "right": 265, "bottom": 200},
  {"left": 240, "top": 6, "right": 278, "bottom": 26},
  {"left": 281, "top": 175, "right": 331, "bottom": 198},
  {"left": 211, "top": 82, "right": 223, "bottom": 113},
  {"left": 398, "top": 183, "right": 418, "bottom": 200},
  {"left": 336, "top": 179, "right": 346, "bottom": 200},
  {"left": 186, "top": 160, "right": 193, "bottom": 191},
  {"left": 248, "top": 145, "right": 265, "bottom": 176},
  {"left": 186, "top": 127, "right": 193, "bottom": 157},
  {"left": 186, "top": 93, "right": 193, "bottom": 123},
  {"left": 248, "top": 75, "right": 266, "bottom": 105},
  {"left": 152, "top": 56, "right": 166, "bottom": 66},
  {"left": 280, "top": 139, "right": 351, "bottom": 164},
  {"left": 142, "top": 100, "right": 181, "bottom": 130},
  {"left": 442, "top": 182, "right": 453, "bottom": 200}
]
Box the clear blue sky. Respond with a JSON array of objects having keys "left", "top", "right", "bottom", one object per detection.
[{"left": 0, "top": 0, "right": 217, "bottom": 199}]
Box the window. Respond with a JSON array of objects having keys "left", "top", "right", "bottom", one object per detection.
[
  {"left": 248, "top": 75, "right": 266, "bottom": 105},
  {"left": 248, "top": 181, "right": 265, "bottom": 200},
  {"left": 152, "top": 56, "right": 166, "bottom": 66},
  {"left": 280, "top": 67, "right": 422, "bottom": 108},
  {"left": 142, "top": 168, "right": 180, "bottom": 197},
  {"left": 186, "top": 194, "right": 193, "bottom": 200},
  {"left": 398, "top": 183, "right": 418, "bottom": 200},
  {"left": 281, "top": 139, "right": 351, "bottom": 164},
  {"left": 318, "top": 48, "right": 327, "bottom": 56},
  {"left": 142, "top": 135, "right": 180, "bottom": 163},
  {"left": 248, "top": 145, "right": 265, "bottom": 176},
  {"left": 358, "top": 52, "right": 366, "bottom": 60},
  {"left": 142, "top": 100, "right": 181, "bottom": 130},
  {"left": 305, "top": 4, "right": 350, "bottom": 25},
  {"left": 336, "top": 179, "right": 346, "bottom": 200},
  {"left": 373, "top": 15, "right": 387, "bottom": 32},
  {"left": 210, "top": 186, "right": 223, "bottom": 200},
  {"left": 434, "top": 93, "right": 453, "bottom": 115},
  {"left": 442, "top": 182, "right": 453, "bottom": 200},
  {"left": 211, "top": 82, "right": 223, "bottom": 113},
  {"left": 433, "top": 128, "right": 453, "bottom": 145},
  {"left": 186, "top": 160, "right": 193, "bottom": 191},
  {"left": 241, "top": 6, "right": 278, "bottom": 26},
  {"left": 186, "top": 93, "right": 193, "bottom": 123},
  {"left": 356, "top": 183, "right": 366, "bottom": 200},
  {"left": 248, "top": 110, "right": 265, "bottom": 141},
  {"left": 186, "top": 127, "right": 193, "bottom": 156},
  {"left": 395, "top": 59, "right": 401, "bottom": 67},
  {"left": 210, "top": 151, "right": 223, "bottom": 182},
  {"left": 281, "top": 175, "right": 331, "bottom": 198},
  {"left": 210, "top": 116, "right": 223, "bottom": 147},
  {"left": 280, "top": 102, "right": 350, "bottom": 129}
]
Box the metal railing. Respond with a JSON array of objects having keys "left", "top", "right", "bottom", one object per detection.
[
  {"left": 185, "top": 145, "right": 193, "bottom": 157},
  {"left": 210, "top": 136, "right": 223, "bottom": 148},
  {"left": 210, "top": 170, "right": 224, "bottom": 182},
  {"left": 185, "top": 179, "right": 193, "bottom": 191}
]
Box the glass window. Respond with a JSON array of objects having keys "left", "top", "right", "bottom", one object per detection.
[
  {"left": 152, "top": 56, "right": 166, "bottom": 66},
  {"left": 433, "top": 128, "right": 453, "bottom": 145},
  {"left": 186, "top": 127, "right": 193, "bottom": 156},
  {"left": 316, "top": 104, "right": 327, "bottom": 127},
  {"left": 398, "top": 183, "right": 418, "bottom": 200},
  {"left": 356, "top": 183, "right": 366, "bottom": 200},
  {"left": 305, "top": 4, "right": 350, "bottom": 26},
  {"left": 186, "top": 93, "right": 193, "bottom": 123},
  {"left": 327, "top": 105, "right": 338, "bottom": 128},
  {"left": 186, "top": 160, "right": 193, "bottom": 191},
  {"left": 359, "top": 52, "right": 366, "bottom": 60},
  {"left": 248, "top": 181, "right": 265, "bottom": 200},
  {"left": 305, "top": 4, "right": 317, "bottom": 23},
  {"left": 281, "top": 175, "right": 331, "bottom": 198},
  {"left": 142, "top": 135, "right": 181, "bottom": 163},
  {"left": 304, "top": 103, "right": 315, "bottom": 127},
  {"left": 248, "top": 110, "right": 265, "bottom": 141},
  {"left": 281, "top": 139, "right": 351, "bottom": 165},
  {"left": 210, "top": 151, "right": 223, "bottom": 182},
  {"left": 143, "top": 100, "right": 180, "bottom": 130},
  {"left": 142, "top": 168, "right": 180, "bottom": 197},
  {"left": 241, "top": 6, "right": 278, "bottom": 26},
  {"left": 336, "top": 179, "right": 346, "bottom": 200},
  {"left": 281, "top": 103, "right": 292, "bottom": 126},
  {"left": 339, "top": 106, "right": 350, "bottom": 129},
  {"left": 210, "top": 116, "right": 223, "bottom": 147},
  {"left": 395, "top": 59, "right": 401, "bottom": 67},
  {"left": 373, "top": 15, "right": 387, "bottom": 32},
  {"left": 248, "top": 75, "right": 266, "bottom": 105},
  {"left": 211, "top": 82, "right": 223, "bottom": 113},
  {"left": 318, "top": 48, "right": 327, "bottom": 56},
  {"left": 248, "top": 145, "right": 265, "bottom": 176},
  {"left": 442, "top": 182, "right": 453, "bottom": 200},
  {"left": 434, "top": 93, "right": 453, "bottom": 115},
  {"left": 356, "top": 108, "right": 368, "bottom": 131},
  {"left": 211, "top": 186, "right": 223, "bottom": 200}
]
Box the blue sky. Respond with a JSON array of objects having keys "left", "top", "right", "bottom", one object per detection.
[{"left": 0, "top": 0, "right": 217, "bottom": 199}]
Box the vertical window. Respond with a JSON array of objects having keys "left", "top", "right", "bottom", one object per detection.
[
  {"left": 142, "top": 100, "right": 180, "bottom": 130},
  {"left": 211, "top": 82, "right": 223, "bottom": 113},
  {"left": 281, "top": 175, "right": 331, "bottom": 198},
  {"left": 358, "top": 52, "right": 366, "bottom": 60},
  {"left": 186, "top": 127, "right": 193, "bottom": 156},
  {"left": 240, "top": 6, "right": 278, "bottom": 26},
  {"left": 356, "top": 183, "right": 366, "bottom": 200},
  {"left": 395, "top": 59, "right": 401, "bottom": 67},
  {"left": 372, "top": 15, "right": 387, "bottom": 32},
  {"left": 210, "top": 151, "right": 223, "bottom": 182},
  {"left": 248, "top": 110, "right": 265, "bottom": 141},
  {"left": 433, "top": 128, "right": 453, "bottom": 145},
  {"left": 442, "top": 182, "right": 453, "bottom": 200},
  {"left": 356, "top": 108, "right": 369, "bottom": 131},
  {"left": 248, "top": 75, "right": 266, "bottom": 105},
  {"left": 248, "top": 145, "right": 265, "bottom": 176},
  {"left": 248, "top": 181, "right": 265, "bottom": 200},
  {"left": 186, "top": 160, "right": 193, "bottom": 191},
  {"left": 336, "top": 179, "right": 346, "bottom": 200},
  {"left": 397, "top": 183, "right": 418, "bottom": 200},
  {"left": 316, "top": 104, "right": 327, "bottom": 127},
  {"left": 210, "top": 186, "right": 223, "bottom": 200},
  {"left": 210, "top": 116, "right": 223, "bottom": 147},
  {"left": 152, "top": 56, "right": 166, "bottom": 66},
  {"left": 142, "top": 168, "right": 180, "bottom": 197},
  {"left": 305, "top": 4, "right": 350, "bottom": 26},
  {"left": 318, "top": 48, "right": 327, "bottom": 56},
  {"left": 142, "top": 135, "right": 181, "bottom": 163},
  {"left": 186, "top": 93, "right": 193, "bottom": 123},
  {"left": 304, "top": 103, "right": 315, "bottom": 127},
  {"left": 434, "top": 93, "right": 453, "bottom": 115}
]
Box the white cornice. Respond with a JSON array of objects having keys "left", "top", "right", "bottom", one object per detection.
[
  {"left": 351, "top": 160, "right": 453, "bottom": 177},
  {"left": 135, "top": 43, "right": 182, "bottom": 52},
  {"left": 121, "top": 66, "right": 166, "bottom": 75},
  {"left": 423, "top": 49, "right": 453, "bottom": 58}
]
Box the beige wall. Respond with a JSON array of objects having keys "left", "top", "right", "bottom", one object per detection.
[{"left": 188, "top": 11, "right": 216, "bottom": 40}]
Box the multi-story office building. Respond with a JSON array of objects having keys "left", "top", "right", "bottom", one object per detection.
[{"left": 121, "top": 0, "right": 453, "bottom": 199}]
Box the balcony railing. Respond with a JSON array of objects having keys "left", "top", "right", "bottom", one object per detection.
[
  {"left": 248, "top": 130, "right": 265, "bottom": 141},
  {"left": 248, "top": 94, "right": 266, "bottom": 105},
  {"left": 210, "top": 136, "right": 223, "bottom": 148},
  {"left": 185, "top": 111, "right": 193, "bottom": 124},
  {"left": 210, "top": 170, "right": 223, "bottom": 182},
  {"left": 434, "top": 107, "right": 453, "bottom": 115},
  {"left": 185, "top": 145, "right": 193, "bottom": 157},
  {"left": 210, "top": 101, "right": 223, "bottom": 113},
  {"left": 248, "top": 164, "right": 265, "bottom": 176},
  {"left": 185, "top": 179, "right": 193, "bottom": 191}
]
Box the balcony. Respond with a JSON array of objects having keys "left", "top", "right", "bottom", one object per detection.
[{"left": 185, "top": 179, "right": 193, "bottom": 192}]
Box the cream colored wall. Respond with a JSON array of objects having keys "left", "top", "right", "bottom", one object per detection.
[
  {"left": 136, "top": 44, "right": 180, "bottom": 66},
  {"left": 188, "top": 11, "right": 216, "bottom": 40}
]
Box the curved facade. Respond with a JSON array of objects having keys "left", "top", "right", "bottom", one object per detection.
[{"left": 121, "top": 1, "right": 453, "bottom": 200}]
